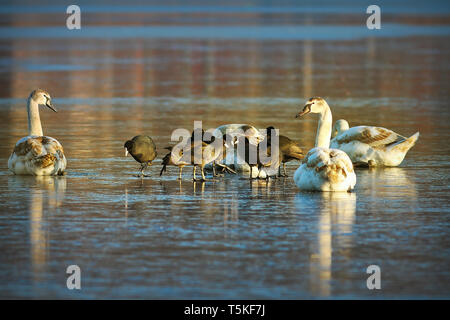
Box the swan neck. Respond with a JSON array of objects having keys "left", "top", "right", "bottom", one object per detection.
[
  {"left": 315, "top": 105, "right": 332, "bottom": 149},
  {"left": 27, "top": 97, "right": 43, "bottom": 136}
]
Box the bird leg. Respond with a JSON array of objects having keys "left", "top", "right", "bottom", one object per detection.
[
  {"left": 201, "top": 167, "right": 206, "bottom": 180},
  {"left": 215, "top": 163, "right": 236, "bottom": 175},
  {"left": 261, "top": 166, "right": 270, "bottom": 181},
  {"left": 278, "top": 163, "right": 288, "bottom": 177},
  {"left": 212, "top": 162, "right": 219, "bottom": 177},
  {"left": 192, "top": 166, "right": 197, "bottom": 181},
  {"left": 249, "top": 166, "right": 256, "bottom": 180},
  {"left": 136, "top": 163, "right": 149, "bottom": 177},
  {"left": 200, "top": 167, "right": 214, "bottom": 181},
  {"left": 193, "top": 166, "right": 211, "bottom": 182},
  {"left": 212, "top": 162, "right": 225, "bottom": 177},
  {"left": 178, "top": 166, "right": 183, "bottom": 180}
]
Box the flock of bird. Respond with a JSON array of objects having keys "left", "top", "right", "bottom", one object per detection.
[{"left": 8, "top": 89, "right": 420, "bottom": 192}]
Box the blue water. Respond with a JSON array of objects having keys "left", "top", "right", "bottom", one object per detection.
[{"left": 1, "top": 24, "right": 449, "bottom": 40}]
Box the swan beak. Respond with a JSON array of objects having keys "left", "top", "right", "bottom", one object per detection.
[
  {"left": 296, "top": 104, "right": 311, "bottom": 118},
  {"left": 46, "top": 100, "right": 57, "bottom": 112},
  {"left": 125, "top": 148, "right": 129, "bottom": 157}
]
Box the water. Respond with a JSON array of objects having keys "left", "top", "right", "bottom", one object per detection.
[{"left": 0, "top": 1, "right": 449, "bottom": 299}]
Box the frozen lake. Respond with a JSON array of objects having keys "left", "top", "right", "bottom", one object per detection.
[{"left": 0, "top": 1, "right": 449, "bottom": 299}]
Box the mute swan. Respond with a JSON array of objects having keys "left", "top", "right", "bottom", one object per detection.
[
  {"left": 8, "top": 89, "right": 66, "bottom": 176},
  {"left": 124, "top": 135, "right": 157, "bottom": 177},
  {"left": 293, "top": 97, "right": 356, "bottom": 192},
  {"left": 330, "top": 119, "right": 420, "bottom": 167}
]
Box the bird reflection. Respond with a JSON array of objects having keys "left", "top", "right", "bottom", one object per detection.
[
  {"left": 192, "top": 180, "right": 206, "bottom": 194},
  {"left": 8, "top": 176, "right": 66, "bottom": 284},
  {"left": 295, "top": 191, "right": 356, "bottom": 297},
  {"left": 31, "top": 176, "right": 66, "bottom": 283}
]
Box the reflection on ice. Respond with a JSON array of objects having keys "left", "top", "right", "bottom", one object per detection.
[
  {"left": 7, "top": 176, "right": 66, "bottom": 284},
  {"left": 295, "top": 192, "right": 356, "bottom": 296},
  {"left": 31, "top": 176, "right": 66, "bottom": 283}
]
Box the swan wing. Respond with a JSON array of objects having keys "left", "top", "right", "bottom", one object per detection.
[
  {"left": 295, "top": 147, "right": 355, "bottom": 191},
  {"left": 333, "top": 126, "right": 403, "bottom": 148},
  {"left": 10, "top": 136, "right": 66, "bottom": 175},
  {"left": 304, "top": 147, "right": 353, "bottom": 176}
]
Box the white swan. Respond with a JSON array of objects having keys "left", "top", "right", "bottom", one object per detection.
[
  {"left": 8, "top": 89, "right": 66, "bottom": 176},
  {"left": 293, "top": 97, "right": 356, "bottom": 192},
  {"left": 330, "top": 119, "right": 419, "bottom": 167}
]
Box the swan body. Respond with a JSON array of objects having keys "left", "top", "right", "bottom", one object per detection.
[
  {"left": 293, "top": 147, "right": 356, "bottom": 192},
  {"left": 8, "top": 89, "right": 66, "bottom": 176},
  {"left": 330, "top": 119, "right": 419, "bottom": 167},
  {"left": 293, "top": 97, "right": 356, "bottom": 192}
]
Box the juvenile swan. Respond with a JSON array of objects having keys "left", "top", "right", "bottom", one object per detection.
[
  {"left": 330, "top": 119, "right": 419, "bottom": 167},
  {"left": 8, "top": 89, "right": 66, "bottom": 176},
  {"left": 293, "top": 97, "right": 356, "bottom": 192}
]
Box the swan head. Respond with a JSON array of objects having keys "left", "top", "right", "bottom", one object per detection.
[
  {"left": 30, "top": 89, "right": 57, "bottom": 112},
  {"left": 332, "top": 119, "right": 350, "bottom": 138},
  {"left": 296, "top": 97, "right": 329, "bottom": 118}
]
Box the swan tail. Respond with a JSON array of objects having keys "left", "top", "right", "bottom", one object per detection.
[
  {"left": 32, "top": 153, "right": 57, "bottom": 169},
  {"left": 387, "top": 132, "right": 420, "bottom": 154}
]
